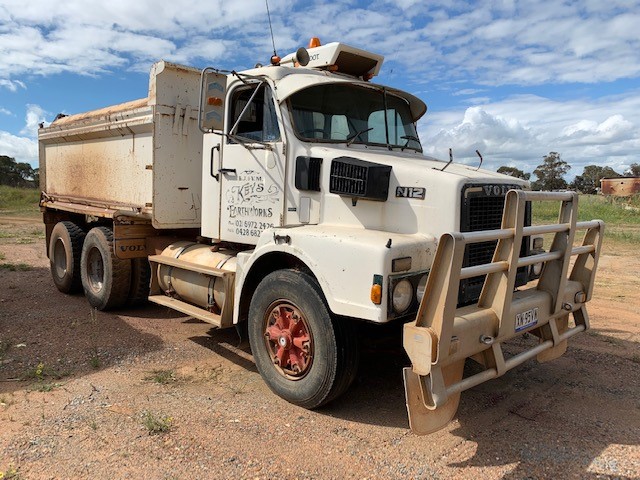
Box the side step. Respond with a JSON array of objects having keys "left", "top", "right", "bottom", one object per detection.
[
  {"left": 147, "top": 254, "right": 235, "bottom": 328},
  {"left": 148, "top": 294, "right": 223, "bottom": 327}
]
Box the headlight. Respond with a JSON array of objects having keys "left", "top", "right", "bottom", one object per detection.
[
  {"left": 416, "top": 274, "right": 428, "bottom": 303},
  {"left": 392, "top": 279, "right": 413, "bottom": 313}
]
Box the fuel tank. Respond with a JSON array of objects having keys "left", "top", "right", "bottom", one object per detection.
[{"left": 157, "top": 241, "right": 237, "bottom": 312}]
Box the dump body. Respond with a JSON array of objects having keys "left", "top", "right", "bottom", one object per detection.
[{"left": 39, "top": 62, "right": 204, "bottom": 229}]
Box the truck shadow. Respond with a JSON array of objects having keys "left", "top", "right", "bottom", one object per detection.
[
  {"left": 189, "top": 326, "right": 258, "bottom": 374},
  {"left": 0, "top": 267, "right": 165, "bottom": 395},
  {"left": 199, "top": 320, "right": 639, "bottom": 478},
  {"left": 330, "top": 329, "right": 640, "bottom": 479},
  {"left": 443, "top": 334, "right": 640, "bottom": 478}
]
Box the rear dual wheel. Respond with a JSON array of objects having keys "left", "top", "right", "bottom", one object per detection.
[
  {"left": 49, "top": 221, "right": 150, "bottom": 309},
  {"left": 80, "top": 226, "right": 131, "bottom": 310},
  {"left": 49, "top": 221, "right": 86, "bottom": 293},
  {"left": 248, "top": 269, "right": 359, "bottom": 409}
]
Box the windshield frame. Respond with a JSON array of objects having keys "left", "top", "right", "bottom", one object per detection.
[{"left": 285, "top": 82, "right": 423, "bottom": 152}]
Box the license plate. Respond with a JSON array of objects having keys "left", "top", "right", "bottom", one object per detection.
[{"left": 515, "top": 307, "right": 538, "bottom": 332}]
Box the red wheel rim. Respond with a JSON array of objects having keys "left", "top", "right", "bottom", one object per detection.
[{"left": 263, "top": 301, "right": 313, "bottom": 379}]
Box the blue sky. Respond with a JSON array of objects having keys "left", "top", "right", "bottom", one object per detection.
[{"left": 1, "top": 0, "right": 639, "bottom": 179}]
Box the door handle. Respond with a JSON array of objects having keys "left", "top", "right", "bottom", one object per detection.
[
  {"left": 210, "top": 144, "right": 220, "bottom": 181},
  {"left": 218, "top": 168, "right": 237, "bottom": 175}
]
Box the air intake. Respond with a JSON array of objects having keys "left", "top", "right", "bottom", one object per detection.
[
  {"left": 329, "top": 156, "right": 391, "bottom": 202},
  {"left": 295, "top": 156, "right": 323, "bottom": 192}
]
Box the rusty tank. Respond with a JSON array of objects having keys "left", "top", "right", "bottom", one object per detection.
[{"left": 600, "top": 177, "right": 640, "bottom": 196}]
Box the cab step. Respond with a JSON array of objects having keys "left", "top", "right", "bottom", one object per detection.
[{"left": 148, "top": 294, "right": 222, "bottom": 327}]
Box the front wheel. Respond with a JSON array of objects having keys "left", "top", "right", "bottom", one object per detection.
[{"left": 248, "top": 269, "right": 359, "bottom": 409}]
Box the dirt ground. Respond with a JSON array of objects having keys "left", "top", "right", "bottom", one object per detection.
[{"left": 1, "top": 215, "right": 639, "bottom": 479}]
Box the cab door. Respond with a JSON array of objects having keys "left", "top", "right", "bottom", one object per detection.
[{"left": 217, "top": 81, "right": 285, "bottom": 244}]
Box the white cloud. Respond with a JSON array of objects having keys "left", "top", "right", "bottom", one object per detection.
[
  {"left": 0, "top": 0, "right": 638, "bottom": 88},
  {"left": 0, "top": 131, "right": 38, "bottom": 167},
  {"left": 20, "top": 104, "right": 48, "bottom": 138},
  {"left": 0, "top": 0, "right": 294, "bottom": 80},
  {"left": 453, "top": 89, "right": 485, "bottom": 96},
  {"left": 420, "top": 92, "right": 640, "bottom": 178},
  {"left": 0, "top": 104, "right": 48, "bottom": 167},
  {"left": 0, "top": 79, "right": 26, "bottom": 91},
  {"left": 0, "top": 108, "right": 12, "bottom": 116},
  {"left": 561, "top": 115, "right": 634, "bottom": 145},
  {"left": 0, "top": 0, "right": 638, "bottom": 177}
]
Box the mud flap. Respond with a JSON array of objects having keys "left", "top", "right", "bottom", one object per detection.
[{"left": 403, "top": 360, "right": 465, "bottom": 435}]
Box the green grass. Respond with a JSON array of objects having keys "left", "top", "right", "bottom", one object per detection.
[
  {"left": 141, "top": 411, "right": 173, "bottom": 434},
  {"left": 88, "top": 347, "right": 101, "bottom": 369},
  {"left": 0, "top": 339, "right": 11, "bottom": 361},
  {"left": 532, "top": 194, "right": 640, "bottom": 224},
  {"left": 605, "top": 228, "right": 640, "bottom": 244},
  {"left": 532, "top": 194, "right": 640, "bottom": 247},
  {"left": 145, "top": 369, "right": 177, "bottom": 385},
  {"left": 0, "top": 263, "right": 31, "bottom": 272},
  {"left": 0, "top": 185, "right": 40, "bottom": 216},
  {"left": 21, "top": 362, "right": 65, "bottom": 381},
  {"left": 0, "top": 465, "right": 22, "bottom": 479}
]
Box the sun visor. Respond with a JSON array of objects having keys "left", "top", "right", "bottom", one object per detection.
[
  {"left": 384, "top": 86, "right": 428, "bottom": 122},
  {"left": 275, "top": 74, "right": 427, "bottom": 123}
]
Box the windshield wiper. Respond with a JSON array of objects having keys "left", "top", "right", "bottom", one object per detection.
[
  {"left": 346, "top": 127, "right": 374, "bottom": 146},
  {"left": 400, "top": 134, "right": 420, "bottom": 152}
]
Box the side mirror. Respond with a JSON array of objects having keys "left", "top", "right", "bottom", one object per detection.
[{"left": 199, "top": 68, "right": 227, "bottom": 132}]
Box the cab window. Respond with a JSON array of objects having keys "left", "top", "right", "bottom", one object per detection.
[{"left": 228, "top": 84, "right": 280, "bottom": 142}]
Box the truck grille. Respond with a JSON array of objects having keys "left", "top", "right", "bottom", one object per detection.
[{"left": 459, "top": 184, "right": 529, "bottom": 305}]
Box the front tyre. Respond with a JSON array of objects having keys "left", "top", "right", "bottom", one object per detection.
[
  {"left": 248, "top": 269, "right": 359, "bottom": 409},
  {"left": 80, "top": 226, "right": 131, "bottom": 310}
]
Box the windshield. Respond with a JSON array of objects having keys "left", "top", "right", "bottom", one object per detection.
[{"left": 288, "top": 83, "right": 422, "bottom": 152}]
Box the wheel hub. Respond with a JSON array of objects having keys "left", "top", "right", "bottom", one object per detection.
[
  {"left": 278, "top": 334, "right": 291, "bottom": 349},
  {"left": 264, "top": 302, "right": 312, "bottom": 379},
  {"left": 86, "top": 247, "right": 105, "bottom": 293},
  {"left": 53, "top": 238, "right": 67, "bottom": 279}
]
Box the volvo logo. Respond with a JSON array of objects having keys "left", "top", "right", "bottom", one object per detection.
[{"left": 482, "top": 185, "right": 516, "bottom": 197}]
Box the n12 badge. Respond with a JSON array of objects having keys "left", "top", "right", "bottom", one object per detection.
[{"left": 396, "top": 186, "right": 426, "bottom": 200}]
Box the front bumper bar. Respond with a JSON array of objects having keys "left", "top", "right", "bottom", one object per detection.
[{"left": 403, "top": 190, "right": 604, "bottom": 434}]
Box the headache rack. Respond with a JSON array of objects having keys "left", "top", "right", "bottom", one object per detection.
[{"left": 403, "top": 190, "right": 604, "bottom": 435}]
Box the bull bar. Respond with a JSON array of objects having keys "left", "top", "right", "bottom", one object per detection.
[{"left": 403, "top": 190, "right": 604, "bottom": 435}]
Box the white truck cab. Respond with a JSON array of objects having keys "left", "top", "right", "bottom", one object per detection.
[{"left": 38, "top": 39, "right": 604, "bottom": 434}]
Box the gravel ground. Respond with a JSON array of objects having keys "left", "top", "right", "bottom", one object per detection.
[{"left": 1, "top": 217, "right": 639, "bottom": 479}]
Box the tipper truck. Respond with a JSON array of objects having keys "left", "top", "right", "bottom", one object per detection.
[{"left": 38, "top": 39, "right": 604, "bottom": 434}]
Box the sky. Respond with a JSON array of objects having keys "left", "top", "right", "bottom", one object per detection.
[{"left": 1, "top": 0, "right": 639, "bottom": 180}]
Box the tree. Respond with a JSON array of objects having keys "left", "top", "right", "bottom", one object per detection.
[
  {"left": 0, "top": 155, "right": 38, "bottom": 188},
  {"left": 624, "top": 163, "right": 640, "bottom": 177},
  {"left": 570, "top": 165, "right": 620, "bottom": 194},
  {"left": 497, "top": 166, "right": 531, "bottom": 180},
  {"left": 531, "top": 152, "right": 570, "bottom": 191}
]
